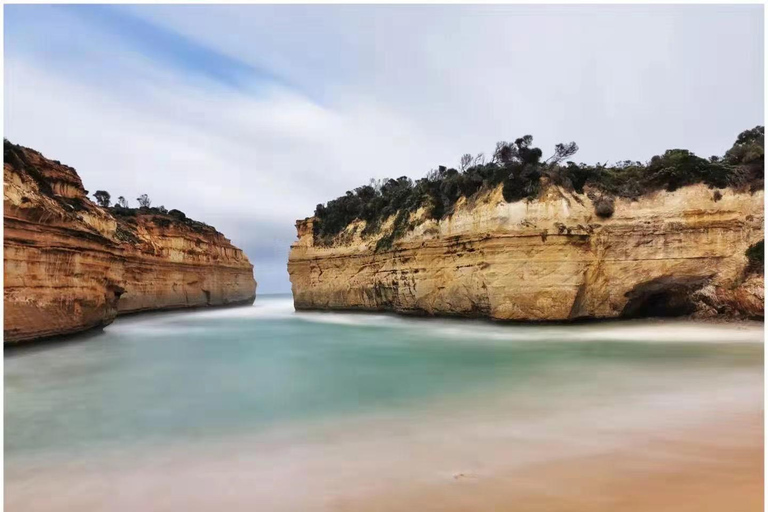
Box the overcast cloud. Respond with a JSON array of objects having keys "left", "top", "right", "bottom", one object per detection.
[{"left": 4, "top": 4, "right": 763, "bottom": 292}]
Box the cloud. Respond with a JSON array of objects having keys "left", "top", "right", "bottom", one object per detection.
[{"left": 5, "top": 5, "right": 764, "bottom": 292}]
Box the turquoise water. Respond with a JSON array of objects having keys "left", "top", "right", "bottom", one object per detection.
[
  {"left": 4, "top": 295, "right": 764, "bottom": 509},
  {"left": 6, "top": 295, "right": 762, "bottom": 457}
]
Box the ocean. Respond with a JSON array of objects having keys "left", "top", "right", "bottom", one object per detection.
[{"left": 5, "top": 294, "right": 764, "bottom": 511}]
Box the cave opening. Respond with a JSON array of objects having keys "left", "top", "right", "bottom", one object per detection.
[{"left": 621, "top": 276, "right": 711, "bottom": 319}]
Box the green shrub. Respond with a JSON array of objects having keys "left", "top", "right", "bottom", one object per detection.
[
  {"left": 746, "top": 240, "right": 764, "bottom": 273},
  {"left": 169, "top": 209, "right": 187, "bottom": 220},
  {"left": 311, "top": 127, "right": 764, "bottom": 247},
  {"left": 110, "top": 205, "right": 137, "bottom": 217},
  {"left": 115, "top": 225, "right": 140, "bottom": 244},
  {"left": 593, "top": 196, "right": 615, "bottom": 218},
  {"left": 154, "top": 217, "right": 171, "bottom": 228}
]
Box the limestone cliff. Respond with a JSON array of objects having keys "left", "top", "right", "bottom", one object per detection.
[
  {"left": 4, "top": 141, "right": 256, "bottom": 343},
  {"left": 288, "top": 183, "right": 763, "bottom": 321}
]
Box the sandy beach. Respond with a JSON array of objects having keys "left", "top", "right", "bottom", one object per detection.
[
  {"left": 350, "top": 411, "right": 763, "bottom": 512},
  {"left": 6, "top": 376, "right": 762, "bottom": 512}
]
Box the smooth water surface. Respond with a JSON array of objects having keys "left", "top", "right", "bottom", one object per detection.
[{"left": 5, "top": 295, "right": 764, "bottom": 510}]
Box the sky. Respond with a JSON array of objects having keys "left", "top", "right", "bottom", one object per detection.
[{"left": 4, "top": 4, "right": 764, "bottom": 293}]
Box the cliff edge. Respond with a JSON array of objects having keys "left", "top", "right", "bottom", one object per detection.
[
  {"left": 4, "top": 141, "right": 257, "bottom": 343},
  {"left": 288, "top": 129, "right": 764, "bottom": 321}
]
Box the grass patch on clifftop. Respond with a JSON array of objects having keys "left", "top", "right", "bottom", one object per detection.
[
  {"left": 110, "top": 206, "right": 217, "bottom": 234},
  {"left": 311, "top": 127, "right": 764, "bottom": 249}
]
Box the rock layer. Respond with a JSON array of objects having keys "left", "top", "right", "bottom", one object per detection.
[
  {"left": 288, "top": 183, "right": 763, "bottom": 320},
  {"left": 4, "top": 142, "right": 256, "bottom": 343}
]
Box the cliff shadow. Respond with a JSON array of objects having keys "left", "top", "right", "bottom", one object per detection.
[{"left": 4, "top": 327, "right": 109, "bottom": 357}]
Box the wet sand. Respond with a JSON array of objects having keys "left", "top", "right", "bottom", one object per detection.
[
  {"left": 6, "top": 392, "right": 762, "bottom": 512},
  {"left": 347, "top": 411, "right": 763, "bottom": 512}
]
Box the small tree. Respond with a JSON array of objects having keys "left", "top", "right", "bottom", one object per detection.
[
  {"left": 117, "top": 196, "right": 129, "bottom": 208},
  {"left": 493, "top": 141, "right": 512, "bottom": 164},
  {"left": 93, "top": 190, "right": 111, "bottom": 207},
  {"left": 459, "top": 153, "right": 473, "bottom": 172},
  {"left": 546, "top": 142, "right": 579, "bottom": 165},
  {"left": 136, "top": 194, "right": 151, "bottom": 208}
]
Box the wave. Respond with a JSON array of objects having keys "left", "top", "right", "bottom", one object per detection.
[
  {"left": 293, "top": 308, "right": 763, "bottom": 344},
  {"left": 106, "top": 295, "right": 763, "bottom": 344}
]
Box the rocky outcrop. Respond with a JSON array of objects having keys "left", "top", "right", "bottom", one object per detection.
[
  {"left": 4, "top": 141, "right": 256, "bottom": 343},
  {"left": 288, "top": 183, "right": 763, "bottom": 321}
]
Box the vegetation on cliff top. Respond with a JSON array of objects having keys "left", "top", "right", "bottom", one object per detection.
[
  {"left": 4, "top": 139, "right": 58, "bottom": 198},
  {"left": 4, "top": 139, "right": 216, "bottom": 236},
  {"left": 312, "top": 127, "right": 764, "bottom": 248},
  {"left": 110, "top": 204, "right": 216, "bottom": 233}
]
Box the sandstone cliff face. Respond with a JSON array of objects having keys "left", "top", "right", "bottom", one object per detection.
[
  {"left": 288, "top": 183, "right": 763, "bottom": 321},
  {"left": 4, "top": 142, "right": 256, "bottom": 343}
]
